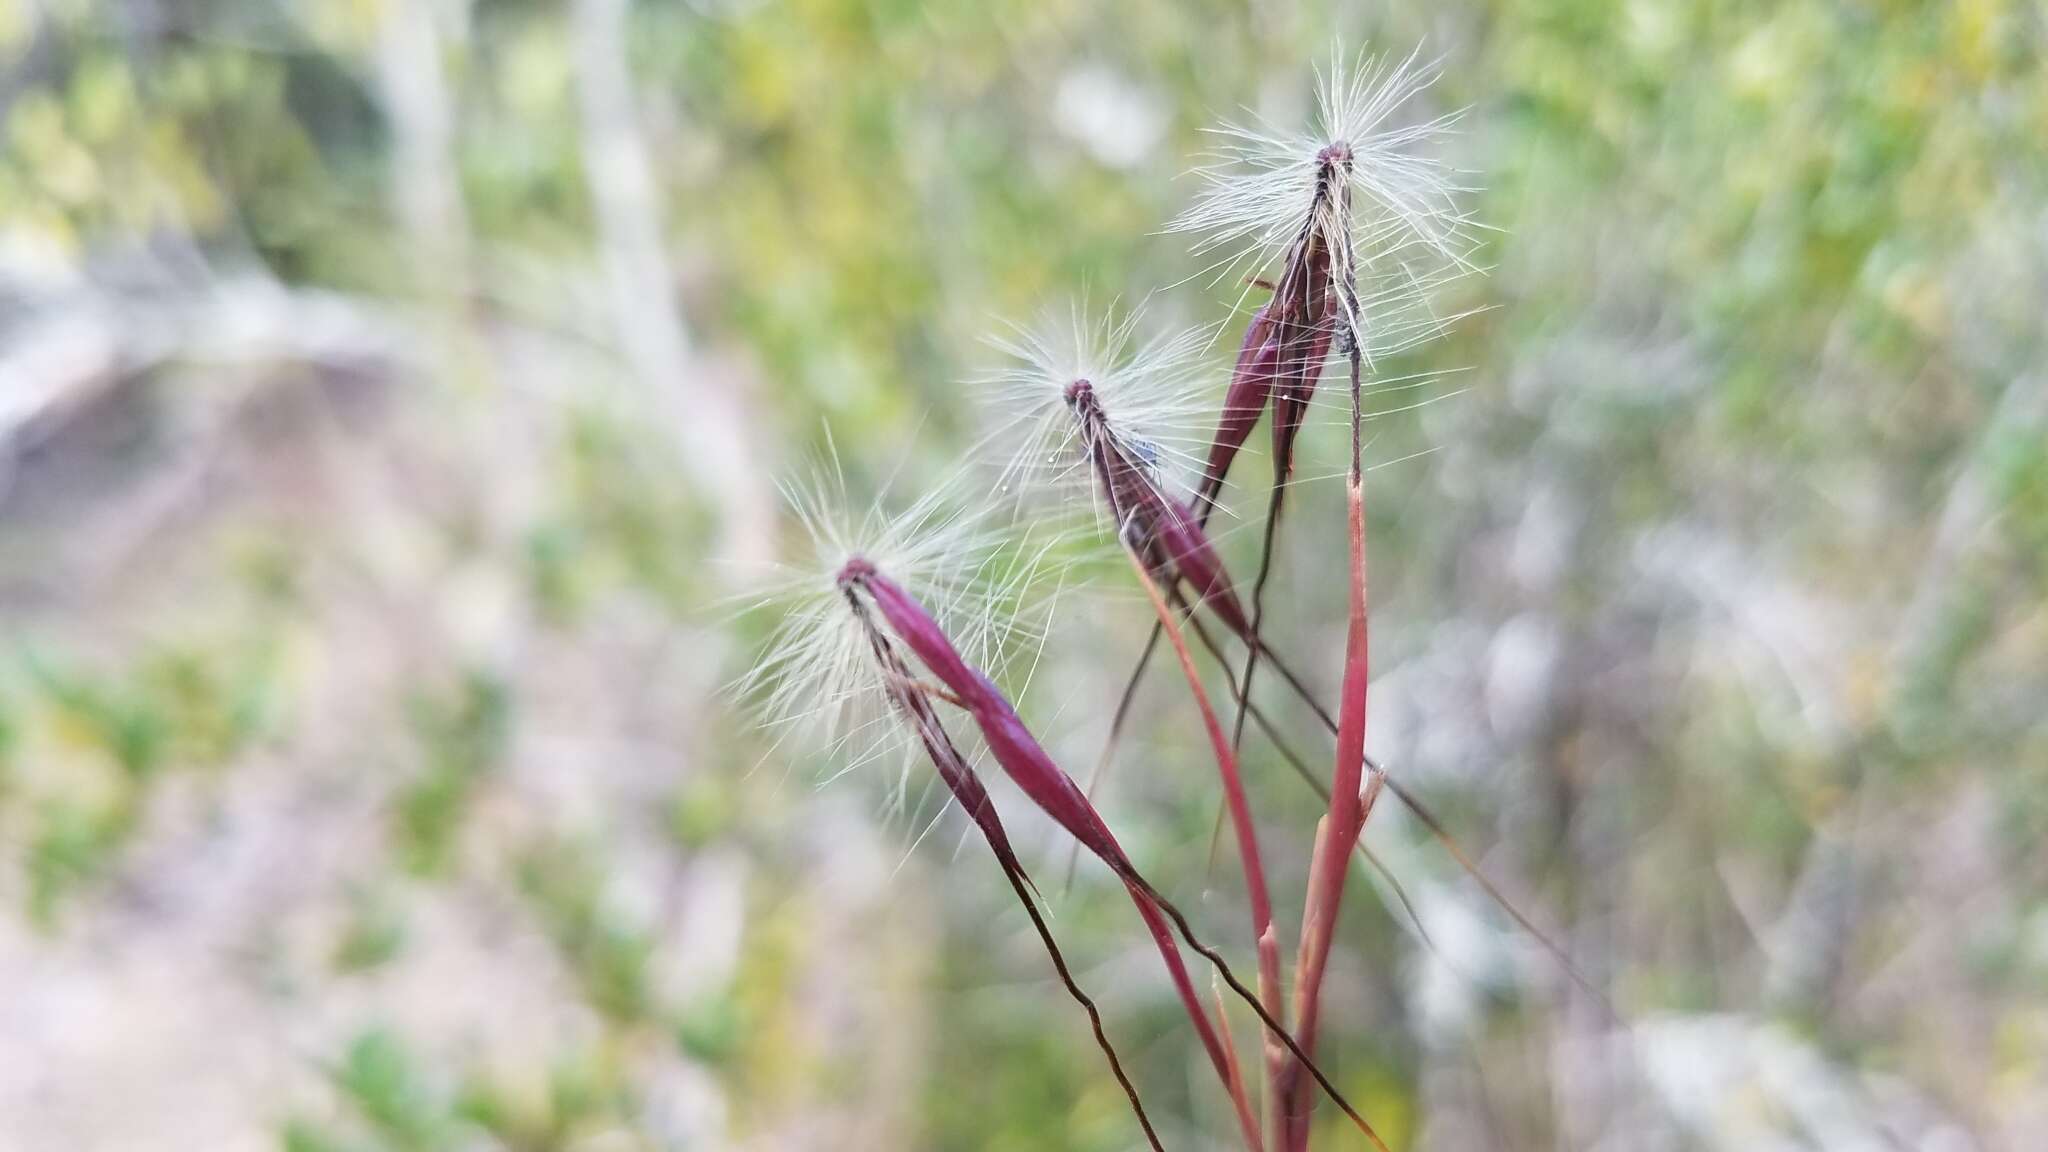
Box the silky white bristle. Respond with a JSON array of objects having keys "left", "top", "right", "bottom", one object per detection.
[
  {"left": 978, "top": 302, "right": 1219, "bottom": 520},
  {"left": 1170, "top": 45, "right": 1477, "bottom": 302},
  {"left": 733, "top": 452, "right": 1052, "bottom": 805}
]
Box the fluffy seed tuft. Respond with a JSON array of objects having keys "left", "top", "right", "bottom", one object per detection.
[
  {"left": 1170, "top": 45, "right": 1477, "bottom": 294},
  {"left": 734, "top": 456, "right": 1048, "bottom": 801},
  {"left": 980, "top": 303, "right": 1220, "bottom": 521}
]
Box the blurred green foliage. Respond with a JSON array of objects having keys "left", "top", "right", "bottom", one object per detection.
[
  {"left": 394, "top": 670, "right": 509, "bottom": 876},
  {"left": 516, "top": 835, "right": 657, "bottom": 1026},
  {"left": 10, "top": 625, "right": 278, "bottom": 922}
]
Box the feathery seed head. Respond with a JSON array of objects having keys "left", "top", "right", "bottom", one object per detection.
[
  {"left": 980, "top": 305, "right": 1256, "bottom": 633},
  {"left": 983, "top": 304, "right": 1216, "bottom": 518},
  {"left": 1171, "top": 45, "right": 1473, "bottom": 291},
  {"left": 739, "top": 459, "right": 1045, "bottom": 796}
]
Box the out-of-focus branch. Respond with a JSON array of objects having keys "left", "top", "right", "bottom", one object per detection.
[
  {"left": 0, "top": 278, "right": 407, "bottom": 454},
  {"left": 374, "top": 0, "right": 473, "bottom": 310},
  {"left": 1890, "top": 372, "right": 2046, "bottom": 694},
  {"left": 573, "top": 0, "right": 772, "bottom": 569},
  {"left": 0, "top": 275, "right": 410, "bottom": 592}
]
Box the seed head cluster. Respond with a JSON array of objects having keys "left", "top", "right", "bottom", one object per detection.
[{"left": 735, "top": 44, "right": 1476, "bottom": 1152}]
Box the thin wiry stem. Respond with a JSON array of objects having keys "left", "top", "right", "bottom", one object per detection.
[
  {"left": 1131, "top": 551, "right": 1597, "bottom": 1017},
  {"left": 849, "top": 559, "right": 1266, "bottom": 1148},
  {"left": 1072, "top": 468, "right": 1232, "bottom": 893},
  {"left": 1190, "top": 608, "right": 1609, "bottom": 1011},
  {"left": 918, "top": 547, "right": 1376, "bottom": 1147},
  {"left": 1098, "top": 536, "right": 1331, "bottom": 853},
  {"left": 1114, "top": 868, "right": 1393, "bottom": 1152},
  {"left": 1179, "top": 610, "right": 1445, "bottom": 962},
  {"left": 1122, "top": 547, "right": 1286, "bottom": 1132},
  {"left": 1230, "top": 473, "right": 1292, "bottom": 758},
  {"left": 991, "top": 854, "right": 1166, "bottom": 1151},
  {"left": 1065, "top": 622, "right": 1166, "bottom": 894},
  {"left": 855, "top": 604, "right": 1165, "bottom": 1149},
  {"left": 1381, "top": 774, "right": 1612, "bottom": 1016}
]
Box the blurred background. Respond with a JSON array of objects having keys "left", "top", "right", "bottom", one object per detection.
[{"left": 3, "top": 0, "right": 2046, "bottom": 1149}]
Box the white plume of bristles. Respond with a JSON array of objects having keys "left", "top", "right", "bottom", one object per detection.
[
  {"left": 1170, "top": 45, "right": 1478, "bottom": 295},
  {"left": 979, "top": 302, "right": 1219, "bottom": 524},
  {"left": 733, "top": 448, "right": 1054, "bottom": 803}
]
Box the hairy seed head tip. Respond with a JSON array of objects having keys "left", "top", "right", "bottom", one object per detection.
[
  {"left": 1169, "top": 43, "right": 1476, "bottom": 285},
  {"left": 736, "top": 458, "right": 1054, "bottom": 809},
  {"left": 836, "top": 554, "right": 875, "bottom": 587},
  {"left": 980, "top": 306, "right": 1217, "bottom": 516}
]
